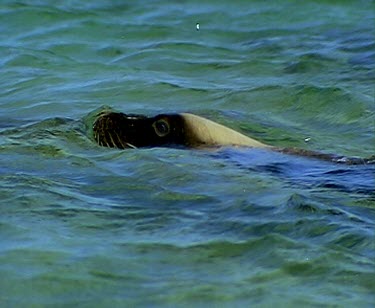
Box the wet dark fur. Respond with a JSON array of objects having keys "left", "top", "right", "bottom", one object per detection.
[{"left": 93, "top": 112, "right": 186, "bottom": 149}]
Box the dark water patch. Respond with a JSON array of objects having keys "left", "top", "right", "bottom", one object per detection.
[
  {"left": 1, "top": 3, "right": 80, "bottom": 39},
  {"left": 284, "top": 52, "right": 337, "bottom": 74},
  {"left": 283, "top": 85, "right": 362, "bottom": 121},
  {"left": 3, "top": 48, "right": 72, "bottom": 71},
  {"left": 118, "top": 234, "right": 305, "bottom": 262},
  {"left": 153, "top": 81, "right": 212, "bottom": 94},
  {"left": 328, "top": 231, "right": 374, "bottom": 252},
  {"left": 338, "top": 31, "right": 375, "bottom": 52},
  {"left": 349, "top": 51, "right": 375, "bottom": 68},
  {"left": 144, "top": 40, "right": 235, "bottom": 54},
  {"left": 216, "top": 148, "right": 375, "bottom": 196},
  {"left": 96, "top": 46, "right": 124, "bottom": 58},
  {"left": 253, "top": 162, "right": 286, "bottom": 175},
  {"left": 0, "top": 118, "right": 88, "bottom": 162},
  {"left": 283, "top": 193, "right": 373, "bottom": 223},
  {"left": 286, "top": 193, "right": 326, "bottom": 214}
]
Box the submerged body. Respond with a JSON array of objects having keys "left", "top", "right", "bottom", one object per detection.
[{"left": 93, "top": 111, "right": 374, "bottom": 165}]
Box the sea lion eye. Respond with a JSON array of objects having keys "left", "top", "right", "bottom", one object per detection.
[{"left": 153, "top": 119, "right": 170, "bottom": 137}]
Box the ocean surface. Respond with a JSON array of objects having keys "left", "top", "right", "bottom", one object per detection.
[{"left": 1, "top": 0, "right": 374, "bottom": 307}]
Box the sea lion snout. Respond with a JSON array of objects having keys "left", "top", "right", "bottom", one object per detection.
[
  {"left": 93, "top": 112, "right": 138, "bottom": 148},
  {"left": 93, "top": 112, "right": 185, "bottom": 149}
]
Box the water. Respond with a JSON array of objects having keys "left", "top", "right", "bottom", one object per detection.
[{"left": 1, "top": 0, "right": 374, "bottom": 307}]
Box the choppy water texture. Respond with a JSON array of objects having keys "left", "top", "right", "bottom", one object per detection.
[{"left": 1, "top": 0, "right": 374, "bottom": 307}]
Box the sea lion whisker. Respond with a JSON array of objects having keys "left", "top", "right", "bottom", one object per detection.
[
  {"left": 102, "top": 132, "right": 111, "bottom": 148},
  {"left": 113, "top": 131, "right": 127, "bottom": 149},
  {"left": 126, "top": 142, "right": 137, "bottom": 149},
  {"left": 95, "top": 131, "right": 105, "bottom": 147},
  {"left": 107, "top": 132, "right": 118, "bottom": 148}
]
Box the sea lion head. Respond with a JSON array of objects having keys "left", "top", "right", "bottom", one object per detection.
[{"left": 93, "top": 112, "right": 186, "bottom": 149}]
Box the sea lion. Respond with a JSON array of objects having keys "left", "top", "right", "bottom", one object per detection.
[
  {"left": 93, "top": 111, "right": 374, "bottom": 165},
  {"left": 93, "top": 111, "right": 270, "bottom": 149}
]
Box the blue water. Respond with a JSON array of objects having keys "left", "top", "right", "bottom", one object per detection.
[{"left": 1, "top": 1, "right": 374, "bottom": 307}]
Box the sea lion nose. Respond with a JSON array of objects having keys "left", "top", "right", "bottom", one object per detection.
[{"left": 93, "top": 112, "right": 134, "bottom": 149}]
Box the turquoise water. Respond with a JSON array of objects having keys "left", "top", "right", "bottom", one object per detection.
[{"left": 1, "top": 0, "right": 374, "bottom": 307}]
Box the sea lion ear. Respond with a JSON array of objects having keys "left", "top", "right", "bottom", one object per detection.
[{"left": 152, "top": 118, "right": 170, "bottom": 137}]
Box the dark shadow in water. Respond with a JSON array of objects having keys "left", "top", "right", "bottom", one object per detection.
[{"left": 212, "top": 148, "right": 375, "bottom": 197}]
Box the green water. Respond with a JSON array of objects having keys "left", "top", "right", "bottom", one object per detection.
[{"left": 1, "top": 1, "right": 374, "bottom": 307}]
